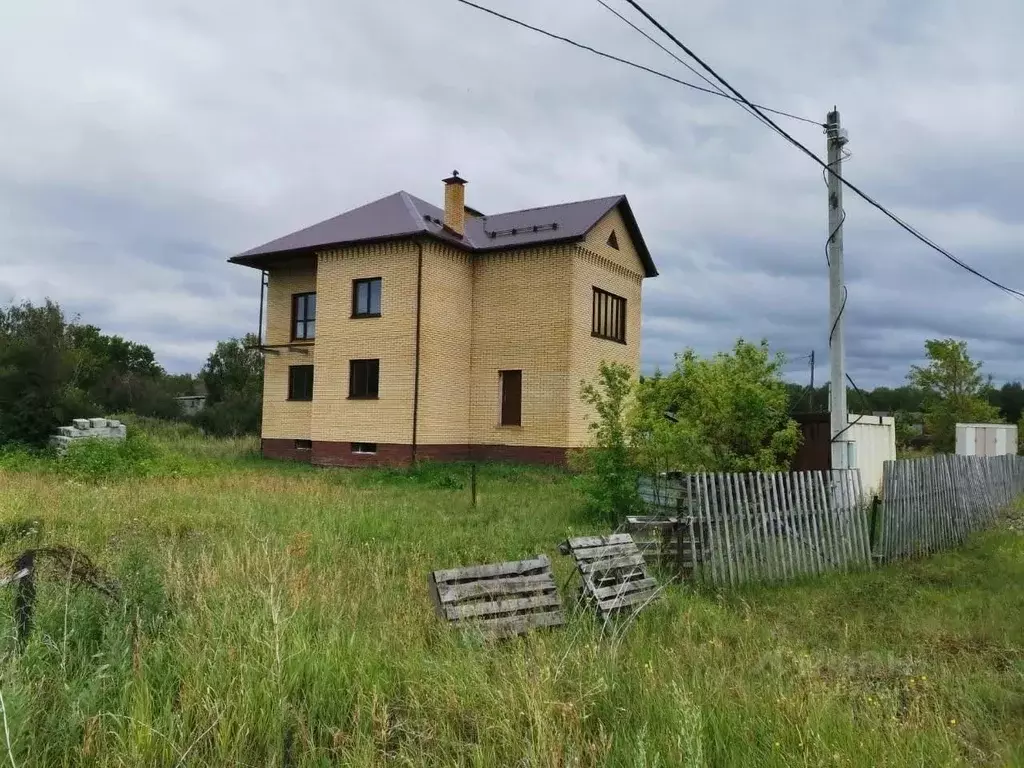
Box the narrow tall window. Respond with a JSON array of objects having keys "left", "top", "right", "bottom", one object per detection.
[
  {"left": 288, "top": 365, "right": 314, "bottom": 401},
  {"left": 349, "top": 359, "right": 380, "bottom": 399},
  {"left": 352, "top": 278, "right": 382, "bottom": 318},
  {"left": 500, "top": 370, "right": 522, "bottom": 426},
  {"left": 292, "top": 293, "right": 316, "bottom": 340},
  {"left": 592, "top": 287, "right": 626, "bottom": 344}
]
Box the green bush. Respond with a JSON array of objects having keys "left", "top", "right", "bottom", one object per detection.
[
  {"left": 116, "top": 547, "right": 173, "bottom": 636},
  {"left": 59, "top": 432, "right": 161, "bottom": 481},
  {"left": 0, "top": 443, "right": 52, "bottom": 474},
  {"left": 572, "top": 361, "right": 642, "bottom": 526},
  {"left": 574, "top": 342, "right": 800, "bottom": 527}
]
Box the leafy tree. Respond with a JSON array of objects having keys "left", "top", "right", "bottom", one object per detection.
[
  {"left": 574, "top": 340, "right": 800, "bottom": 525},
  {"left": 0, "top": 299, "right": 198, "bottom": 446},
  {"left": 195, "top": 334, "right": 263, "bottom": 437},
  {"left": 908, "top": 338, "right": 1001, "bottom": 452},
  {"left": 892, "top": 410, "right": 921, "bottom": 450},
  {"left": 864, "top": 385, "right": 925, "bottom": 414},
  {"left": 0, "top": 301, "right": 84, "bottom": 445},
  {"left": 64, "top": 321, "right": 179, "bottom": 419},
  {"left": 164, "top": 373, "right": 200, "bottom": 397},
  {"left": 571, "top": 362, "right": 643, "bottom": 525},
  {"left": 66, "top": 324, "right": 163, "bottom": 379},
  {"left": 987, "top": 381, "right": 1024, "bottom": 424},
  {"left": 656, "top": 340, "right": 800, "bottom": 472}
]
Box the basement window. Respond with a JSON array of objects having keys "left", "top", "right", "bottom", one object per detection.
[
  {"left": 351, "top": 442, "right": 377, "bottom": 454},
  {"left": 294, "top": 439, "right": 312, "bottom": 451}
]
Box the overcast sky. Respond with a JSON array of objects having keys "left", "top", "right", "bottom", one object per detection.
[{"left": 2, "top": 0, "right": 1021, "bottom": 386}]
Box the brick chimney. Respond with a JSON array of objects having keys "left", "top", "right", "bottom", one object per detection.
[{"left": 442, "top": 171, "right": 467, "bottom": 236}]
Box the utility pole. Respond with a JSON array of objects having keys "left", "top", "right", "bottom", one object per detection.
[
  {"left": 826, "top": 108, "right": 849, "bottom": 469},
  {"left": 808, "top": 350, "right": 815, "bottom": 411}
]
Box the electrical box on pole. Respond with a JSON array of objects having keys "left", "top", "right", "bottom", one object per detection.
[{"left": 826, "top": 109, "right": 850, "bottom": 469}]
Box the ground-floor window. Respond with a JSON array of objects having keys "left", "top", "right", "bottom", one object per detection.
[
  {"left": 288, "top": 365, "right": 314, "bottom": 401},
  {"left": 499, "top": 369, "right": 522, "bottom": 426}
]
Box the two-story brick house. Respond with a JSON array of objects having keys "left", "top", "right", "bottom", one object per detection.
[{"left": 229, "top": 173, "right": 657, "bottom": 467}]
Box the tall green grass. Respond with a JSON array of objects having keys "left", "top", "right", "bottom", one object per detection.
[{"left": 0, "top": 424, "right": 1020, "bottom": 766}]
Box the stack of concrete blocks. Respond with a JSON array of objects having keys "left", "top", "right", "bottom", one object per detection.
[{"left": 50, "top": 418, "right": 127, "bottom": 454}]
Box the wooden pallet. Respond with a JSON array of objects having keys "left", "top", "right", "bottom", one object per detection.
[
  {"left": 623, "top": 516, "right": 707, "bottom": 577},
  {"left": 558, "top": 533, "right": 659, "bottom": 620},
  {"left": 427, "top": 555, "right": 565, "bottom": 639}
]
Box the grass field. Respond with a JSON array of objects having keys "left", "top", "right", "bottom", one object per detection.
[{"left": 0, "top": 424, "right": 1022, "bottom": 767}]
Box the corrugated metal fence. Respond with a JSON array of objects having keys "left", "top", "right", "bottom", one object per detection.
[
  {"left": 637, "top": 470, "right": 871, "bottom": 587},
  {"left": 875, "top": 453, "right": 1024, "bottom": 561},
  {"left": 637, "top": 455, "right": 1024, "bottom": 587}
]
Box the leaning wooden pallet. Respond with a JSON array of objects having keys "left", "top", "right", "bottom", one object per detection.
[
  {"left": 558, "top": 533, "right": 659, "bottom": 621},
  {"left": 427, "top": 555, "right": 565, "bottom": 639}
]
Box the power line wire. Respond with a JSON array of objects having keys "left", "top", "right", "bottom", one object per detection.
[
  {"left": 617, "top": 0, "right": 1024, "bottom": 301},
  {"left": 452, "top": 0, "right": 821, "bottom": 125},
  {"left": 831, "top": 373, "right": 870, "bottom": 442},
  {"left": 593, "top": 0, "right": 818, "bottom": 127}
]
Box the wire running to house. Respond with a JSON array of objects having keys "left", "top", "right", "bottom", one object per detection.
[
  {"left": 615, "top": 0, "right": 1024, "bottom": 301},
  {"left": 452, "top": 0, "right": 821, "bottom": 125}
]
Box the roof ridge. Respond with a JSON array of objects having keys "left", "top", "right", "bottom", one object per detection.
[
  {"left": 398, "top": 190, "right": 430, "bottom": 232},
  {"left": 487, "top": 194, "right": 623, "bottom": 219}
]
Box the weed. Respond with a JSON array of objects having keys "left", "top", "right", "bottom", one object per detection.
[
  {"left": 0, "top": 423, "right": 1019, "bottom": 765},
  {"left": 59, "top": 431, "right": 161, "bottom": 481}
]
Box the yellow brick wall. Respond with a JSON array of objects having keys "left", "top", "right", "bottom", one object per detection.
[
  {"left": 583, "top": 207, "right": 647, "bottom": 277},
  {"left": 257, "top": 212, "right": 649, "bottom": 451},
  {"left": 311, "top": 241, "right": 419, "bottom": 445},
  {"left": 262, "top": 352, "right": 315, "bottom": 438},
  {"left": 417, "top": 243, "right": 474, "bottom": 445},
  {"left": 469, "top": 246, "right": 573, "bottom": 447},
  {"left": 261, "top": 261, "right": 316, "bottom": 439},
  {"left": 567, "top": 210, "right": 645, "bottom": 446}
]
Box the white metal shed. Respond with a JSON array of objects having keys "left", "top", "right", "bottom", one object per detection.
[
  {"left": 955, "top": 423, "right": 1017, "bottom": 457},
  {"left": 845, "top": 414, "right": 896, "bottom": 497}
]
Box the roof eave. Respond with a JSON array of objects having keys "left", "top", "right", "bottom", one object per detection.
[
  {"left": 613, "top": 197, "right": 658, "bottom": 278},
  {"left": 227, "top": 230, "right": 430, "bottom": 269}
]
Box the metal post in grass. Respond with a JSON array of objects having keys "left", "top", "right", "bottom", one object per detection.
[
  {"left": 868, "top": 494, "right": 881, "bottom": 555},
  {"left": 471, "top": 463, "right": 478, "bottom": 508},
  {"left": 13, "top": 551, "right": 34, "bottom": 650}
]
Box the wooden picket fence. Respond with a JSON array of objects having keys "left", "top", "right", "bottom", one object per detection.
[
  {"left": 875, "top": 453, "right": 1024, "bottom": 562},
  {"left": 638, "top": 470, "right": 871, "bottom": 587}
]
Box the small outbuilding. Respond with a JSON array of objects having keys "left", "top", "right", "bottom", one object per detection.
[{"left": 955, "top": 423, "right": 1017, "bottom": 457}]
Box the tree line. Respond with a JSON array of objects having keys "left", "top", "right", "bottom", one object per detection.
[
  {"left": 781, "top": 339, "right": 1021, "bottom": 452},
  {"left": 3, "top": 300, "right": 1019, "bottom": 462},
  {"left": 0, "top": 300, "right": 262, "bottom": 446},
  {"left": 579, "top": 337, "right": 1021, "bottom": 524}
]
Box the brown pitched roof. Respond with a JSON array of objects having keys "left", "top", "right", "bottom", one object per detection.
[{"left": 229, "top": 191, "right": 657, "bottom": 277}]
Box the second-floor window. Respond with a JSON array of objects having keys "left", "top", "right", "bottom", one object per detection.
[
  {"left": 352, "top": 277, "right": 382, "bottom": 318},
  {"left": 592, "top": 287, "right": 626, "bottom": 344},
  {"left": 292, "top": 292, "right": 316, "bottom": 340},
  {"left": 349, "top": 359, "right": 380, "bottom": 399}
]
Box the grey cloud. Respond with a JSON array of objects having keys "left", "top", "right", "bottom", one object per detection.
[{"left": 0, "top": 0, "right": 1021, "bottom": 381}]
